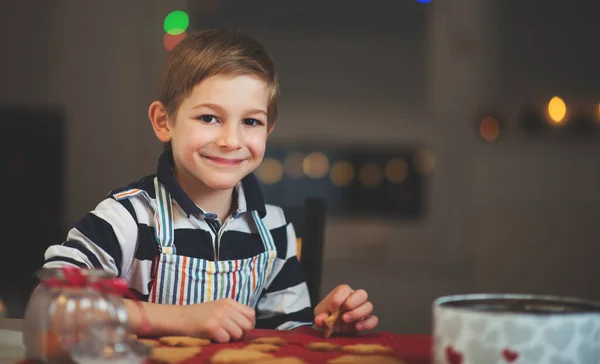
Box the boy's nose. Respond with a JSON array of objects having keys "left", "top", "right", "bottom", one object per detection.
[{"left": 216, "top": 124, "right": 242, "bottom": 150}]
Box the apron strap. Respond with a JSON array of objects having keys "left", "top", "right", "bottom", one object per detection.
[
  {"left": 250, "top": 210, "right": 277, "bottom": 306},
  {"left": 154, "top": 177, "right": 175, "bottom": 254},
  {"left": 251, "top": 211, "right": 275, "bottom": 251}
]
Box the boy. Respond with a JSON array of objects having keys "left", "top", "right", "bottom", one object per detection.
[{"left": 41, "top": 29, "right": 378, "bottom": 342}]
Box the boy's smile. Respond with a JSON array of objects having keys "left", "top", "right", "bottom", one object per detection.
[{"left": 201, "top": 155, "right": 245, "bottom": 166}]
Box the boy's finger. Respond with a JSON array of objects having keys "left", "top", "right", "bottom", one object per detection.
[
  {"left": 223, "top": 317, "right": 244, "bottom": 341},
  {"left": 355, "top": 315, "right": 379, "bottom": 331},
  {"left": 328, "top": 285, "right": 354, "bottom": 312},
  {"left": 230, "top": 309, "right": 254, "bottom": 333},
  {"left": 341, "top": 289, "right": 368, "bottom": 311},
  {"left": 212, "top": 327, "right": 231, "bottom": 343},
  {"left": 314, "top": 312, "right": 329, "bottom": 327},
  {"left": 342, "top": 301, "right": 373, "bottom": 323},
  {"left": 232, "top": 300, "right": 256, "bottom": 320}
]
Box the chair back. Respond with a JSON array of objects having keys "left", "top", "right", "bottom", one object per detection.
[{"left": 284, "top": 198, "right": 327, "bottom": 308}]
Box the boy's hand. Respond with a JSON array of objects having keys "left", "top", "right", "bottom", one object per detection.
[
  {"left": 314, "top": 284, "right": 378, "bottom": 334},
  {"left": 179, "top": 298, "right": 255, "bottom": 343}
]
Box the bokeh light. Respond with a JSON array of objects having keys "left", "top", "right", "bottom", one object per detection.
[
  {"left": 256, "top": 158, "right": 283, "bottom": 184},
  {"left": 547, "top": 96, "right": 567, "bottom": 125},
  {"left": 329, "top": 161, "right": 354, "bottom": 187},
  {"left": 414, "top": 149, "right": 436, "bottom": 176},
  {"left": 164, "top": 10, "right": 189, "bottom": 35},
  {"left": 358, "top": 162, "right": 383, "bottom": 188},
  {"left": 479, "top": 116, "right": 501, "bottom": 142},
  {"left": 385, "top": 158, "right": 408, "bottom": 184},
  {"left": 163, "top": 32, "right": 187, "bottom": 51},
  {"left": 302, "top": 152, "right": 330, "bottom": 179},
  {"left": 283, "top": 153, "right": 305, "bottom": 178}
]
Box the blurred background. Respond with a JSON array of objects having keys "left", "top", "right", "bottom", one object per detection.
[{"left": 1, "top": 0, "right": 600, "bottom": 334}]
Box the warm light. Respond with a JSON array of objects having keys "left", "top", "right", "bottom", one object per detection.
[
  {"left": 283, "top": 153, "right": 305, "bottom": 178},
  {"left": 329, "top": 161, "right": 354, "bottom": 187},
  {"left": 547, "top": 96, "right": 567, "bottom": 125},
  {"left": 302, "top": 152, "right": 330, "bottom": 179},
  {"left": 479, "top": 116, "right": 500, "bottom": 142},
  {"left": 414, "top": 149, "right": 435, "bottom": 175},
  {"left": 385, "top": 158, "right": 408, "bottom": 184},
  {"left": 256, "top": 158, "right": 283, "bottom": 184},
  {"left": 163, "top": 32, "right": 187, "bottom": 51},
  {"left": 164, "top": 10, "right": 189, "bottom": 35},
  {"left": 358, "top": 162, "right": 382, "bottom": 188}
]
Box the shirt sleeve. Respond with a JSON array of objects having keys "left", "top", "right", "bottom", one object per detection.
[
  {"left": 42, "top": 197, "right": 139, "bottom": 278},
  {"left": 255, "top": 221, "right": 314, "bottom": 330}
]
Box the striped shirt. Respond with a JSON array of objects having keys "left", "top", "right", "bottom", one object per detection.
[{"left": 43, "top": 152, "right": 313, "bottom": 330}]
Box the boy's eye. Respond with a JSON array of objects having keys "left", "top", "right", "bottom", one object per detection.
[
  {"left": 243, "top": 118, "right": 263, "bottom": 126},
  {"left": 198, "top": 115, "right": 217, "bottom": 123}
]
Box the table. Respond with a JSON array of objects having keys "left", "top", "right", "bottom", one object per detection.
[
  {"left": 0, "top": 319, "right": 433, "bottom": 363},
  {"left": 0, "top": 320, "right": 22, "bottom": 332},
  {"left": 175, "top": 326, "right": 432, "bottom": 363},
  {"left": 0, "top": 318, "right": 25, "bottom": 364}
]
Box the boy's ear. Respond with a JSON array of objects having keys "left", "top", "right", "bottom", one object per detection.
[
  {"left": 267, "top": 122, "right": 276, "bottom": 136},
  {"left": 149, "top": 101, "right": 172, "bottom": 143}
]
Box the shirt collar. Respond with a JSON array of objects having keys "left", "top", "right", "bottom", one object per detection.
[{"left": 156, "top": 151, "right": 266, "bottom": 218}]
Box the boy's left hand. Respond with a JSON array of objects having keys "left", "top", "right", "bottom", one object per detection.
[{"left": 313, "top": 284, "right": 378, "bottom": 334}]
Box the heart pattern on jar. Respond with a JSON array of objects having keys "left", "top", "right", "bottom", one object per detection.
[
  {"left": 504, "top": 321, "right": 534, "bottom": 346},
  {"left": 578, "top": 342, "right": 600, "bottom": 363},
  {"left": 523, "top": 346, "right": 544, "bottom": 361},
  {"left": 466, "top": 340, "right": 497, "bottom": 362},
  {"left": 445, "top": 345, "right": 463, "bottom": 364},
  {"left": 502, "top": 348, "right": 519, "bottom": 362},
  {"left": 545, "top": 322, "right": 575, "bottom": 351}
]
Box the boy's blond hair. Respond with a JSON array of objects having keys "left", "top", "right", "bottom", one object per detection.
[{"left": 158, "top": 29, "right": 279, "bottom": 125}]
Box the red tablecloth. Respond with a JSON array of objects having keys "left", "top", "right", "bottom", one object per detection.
[
  {"left": 18, "top": 327, "right": 432, "bottom": 363},
  {"left": 178, "top": 326, "right": 432, "bottom": 363}
]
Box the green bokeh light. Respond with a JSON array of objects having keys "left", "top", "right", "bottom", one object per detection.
[{"left": 164, "top": 10, "right": 189, "bottom": 35}]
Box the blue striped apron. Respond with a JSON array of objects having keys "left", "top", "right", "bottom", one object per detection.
[{"left": 147, "top": 178, "right": 277, "bottom": 308}]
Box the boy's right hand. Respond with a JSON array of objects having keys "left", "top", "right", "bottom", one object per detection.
[{"left": 179, "top": 298, "right": 255, "bottom": 343}]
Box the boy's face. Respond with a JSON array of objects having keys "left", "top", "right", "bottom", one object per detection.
[{"left": 166, "top": 74, "right": 271, "bottom": 191}]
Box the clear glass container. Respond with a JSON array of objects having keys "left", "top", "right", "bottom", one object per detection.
[{"left": 23, "top": 268, "right": 150, "bottom": 363}]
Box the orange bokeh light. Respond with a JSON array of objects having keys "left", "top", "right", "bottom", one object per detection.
[
  {"left": 163, "top": 32, "right": 187, "bottom": 51},
  {"left": 479, "top": 116, "right": 500, "bottom": 142}
]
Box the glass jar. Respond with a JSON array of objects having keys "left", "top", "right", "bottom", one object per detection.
[{"left": 23, "top": 267, "right": 150, "bottom": 363}]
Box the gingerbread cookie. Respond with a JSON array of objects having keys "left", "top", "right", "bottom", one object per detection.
[
  {"left": 211, "top": 348, "right": 274, "bottom": 363},
  {"left": 341, "top": 344, "right": 394, "bottom": 355},
  {"left": 306, "top": 342, "right": 342, "bottom": 352},
  {"left": 159, "top": 336, "right": 211, "bottom": 347},
  {"left": 261, "top": 357, "right": 307, "bottom": 364},
  {"left": 244, "top": 343, "right": 281, "bottom": 352},
  {"left": 151, "top": 347, "right": 202, "bottom": 364},
  {"left": 328, "top": 355, "right": 405, "bottom": 364},
  {"left": 249, "top": 336, "right": 287, "bottom": 346},
  {"left": 324, "top": 310, "right": 341, "bottom": 338},
  {"left": 138, "top": 338, "right": 160, "bottom": 347}
]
